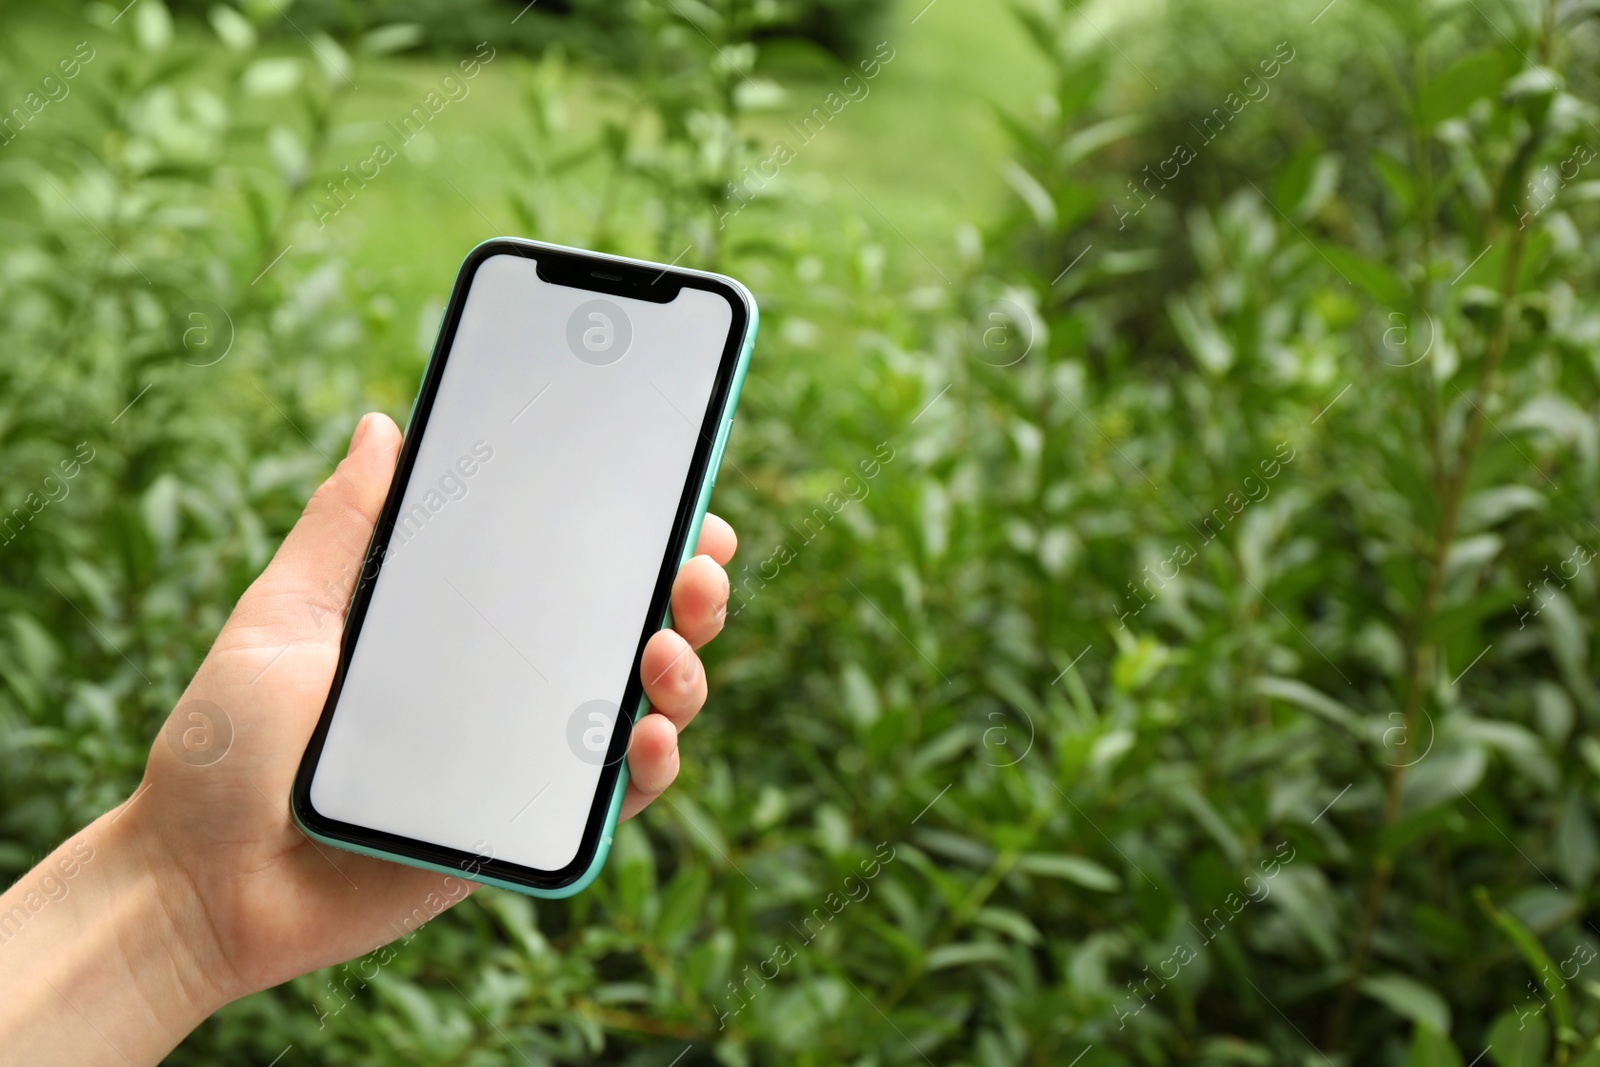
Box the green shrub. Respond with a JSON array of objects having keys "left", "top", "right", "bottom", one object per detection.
[
  {"left": 152, "top": 0, "right": 894, "bottom": 63},
  {"left": 5, "top": 0, "right": 1600, "bottom": 1065}
]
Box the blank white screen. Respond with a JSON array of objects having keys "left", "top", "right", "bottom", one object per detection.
[{"left": 310, "top": 253, "right": 732, "bottom": 871}]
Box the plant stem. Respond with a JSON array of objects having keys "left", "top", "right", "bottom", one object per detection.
[
  {"left": 1325, "top": 81, "right": 1546, "bottom": 1064},
  {"left": 1326, "top": 211, "right": 1530, "bottom": 1054}
]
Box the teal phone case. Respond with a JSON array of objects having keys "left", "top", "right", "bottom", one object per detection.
[{"left": 292, "top": 238, "right": 758, "bottom": 899}]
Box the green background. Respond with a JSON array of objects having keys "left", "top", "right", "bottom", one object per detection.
[{"left": 3, "top": 0, "right": 1600, "bottom": 1063}]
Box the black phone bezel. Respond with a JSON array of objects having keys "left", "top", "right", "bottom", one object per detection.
[{"left": 291, "top": 238, "right": 750, "bottom": 892}]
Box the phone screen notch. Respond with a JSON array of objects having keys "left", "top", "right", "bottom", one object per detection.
[{"left": 535, "top": 255, "right": 684, "bottom": 304}]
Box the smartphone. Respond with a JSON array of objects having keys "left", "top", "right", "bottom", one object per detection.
[{"left": 291, "top": 238, "right": 757, "bottom": 898}]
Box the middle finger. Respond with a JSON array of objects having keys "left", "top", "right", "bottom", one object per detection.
[{"left": 639, "top": 628, "right": 707, "bottom": 729}]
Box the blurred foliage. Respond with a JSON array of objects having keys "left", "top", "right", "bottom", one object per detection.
[
  {"left": 4, "top": 0, "right": 1600, "bottom": 1065},
  {"left": 149, "top": 0, "right": 894, "bottom": 64}
]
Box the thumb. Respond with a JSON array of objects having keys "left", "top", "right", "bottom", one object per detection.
[{"left": 245, "top": 412, "right": 403, "bottom": 629}]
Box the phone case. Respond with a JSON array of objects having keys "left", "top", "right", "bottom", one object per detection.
[{"left": 292, "top": 239, "right": 758, "bottom": 899}]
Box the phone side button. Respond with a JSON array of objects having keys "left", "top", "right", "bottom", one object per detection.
[{"left": 707, "top": 418, "right": 732, "bottom": 490}]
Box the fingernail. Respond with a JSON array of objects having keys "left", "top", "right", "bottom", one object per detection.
[
  {"left": 680, "top": 651, "right": 701, "bottom": 687},
  {"left": 714, "top": 600, "right": 727, "bottom": 627},
  {"left": 347, "top": 413, "right": 373, "bottom": 457}
]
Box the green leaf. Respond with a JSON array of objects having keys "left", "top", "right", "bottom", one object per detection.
[
  {"left": 1252, "top": 677, "right": 1364, "bottom": 735},
  {"left": 1487, "top": 1008, "right": 1549, "bottom": 1067},
  {"left": 1459, "top": 485, "right": 1546, "bottom": 532},
  {"left": 655, "top": 865, "right": 709, "bottom": 949},
  {"left": 1553, "top": 791, "right": 1599, "bottom": 887},
  {"left": 1540, "top": 592, "right": 1600, "bottom": 716},
  {"left": 360, "top": 23, "right": 424, "bottom": 54},
  {"left": 1016, "top": 854, "right": 1122, "bottom": 891},
  {"left": 1168, "top": 294, "right": 1234, "bottom": 374},
  {"left": 267, "top": 126, "right": 307, "bottom": 184},
  {"left": 1275, "top": 141, "right": 1322, "bottom": 215},
  {"left": 242, "top": 57, "right": 304, "bottom": 97},
  {"left": 1476, "top": 888, "right": 1574, "bottom": 1035},
  {"left": 1055, "top": 51, "right": 1108, "bottom": 117},
  {"left": 141, "top": 474, "right": 181, "bottom": 551},
  {"left": 1419, "top": 50, "right": 1506, "bottom": 126},
  {"left": 311, "top": 32, "right": 353, "bottom": 86},
  {"left": 1112, "top": 634, "right": 1173, "bottom": 692},
  {"left": 1360, "top": 973, "right": 1451, "bottom": 1033},
  {"left": 1403, "top": 744, "right": 1487, "bottom": 816},
  {"left": 1505, "top": 66, "right": 1562, "bottom": 100},
  {"left": 1373, "top": 151, "right": 1415, "bottom": 212},
  {"left": 972, "top": 906, "right": 1043, "bottom": 946},
  {"left": 1173, "top": 781, "right": 1244, "bottom": 865},
  {"left": 1274, "top": 143, "right": 1339, "bottom": 219},
  {"left": 1316, "top": 245, "right": 1409, "bottom": 306},
  {"left": 1060, "top": 115, "right": 1143, "bottom": 165},
  {"left": 841, "top": 661, "right": 881, "bottom": 726},
  {"left": 208, "top": 5, "right": 257, "bottom": 50},
  {"left": 1004, "top": 162, "right": 1057, "bottom": 230},
  {"left": 926, "top": 940, "right": 1012, "bottom": 970},
  {"left": 1407, "top": 1023, "right": 1464, "bottom": 1067},
  {"left": 1195, "top": 1036, "right": 1274, "bottom": 1065},
  {"left": 611, "top": 820, "right": 656, "bottom": 918},
  {"left": 1265, "top": 867, "right": 1341, "bottom": 962},
  {"left": 135, "top": 0, "right": 174, "bottom": 51}
]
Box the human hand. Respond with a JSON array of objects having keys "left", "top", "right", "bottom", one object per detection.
[{"left": 0, "top": 412, "right": 737, "bottom": 1067}]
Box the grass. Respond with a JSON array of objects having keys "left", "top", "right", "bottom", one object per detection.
[
  {"left": 4, "top": 0, "right": 1050, "bottom": 393},
  {"left": 743, "top": 0, "right": 1053, "bottom": 271},
  {"left": 305, "top": 0, "right": 1051, "bottom": 335}
]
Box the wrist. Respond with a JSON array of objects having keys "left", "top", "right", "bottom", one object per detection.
[
  {"left": 0, "top": 789, "right": 230, "bottom": 1066},
  {"left": 106, "top": 796, "right": 240, "bottom": 1022}
]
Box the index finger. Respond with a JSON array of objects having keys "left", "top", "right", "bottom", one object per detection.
[{"left": 695, "top": 513, "right": 737, "bottom": 567}]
